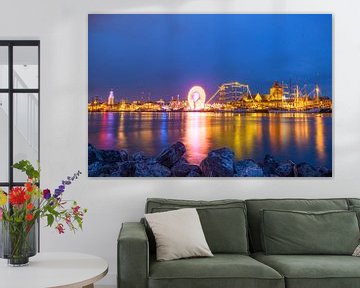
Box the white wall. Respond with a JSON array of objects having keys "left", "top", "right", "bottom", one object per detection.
[{"left": 1, "top": 0, "right": 360, "bottom": 286}]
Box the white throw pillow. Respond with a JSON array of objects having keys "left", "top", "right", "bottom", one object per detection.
[
  {"left": 353, "top": 244, "right": 360, "bottom": 256},
  {"left": 145, "top": 208, "right": 213, "bottom": 261}
]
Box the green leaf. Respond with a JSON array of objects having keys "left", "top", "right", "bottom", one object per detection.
[
  {"left": 75, "top": 216, "right": 83, "bottom": 230},
  {"left": 47, "top": 214, "right": 54, "bottom": 227},
  {"left": 12, "top": 160, "right": 40, "bottom": 180},
  {"left": 47, "top": 206, "right": 60, "bottom": 217}
]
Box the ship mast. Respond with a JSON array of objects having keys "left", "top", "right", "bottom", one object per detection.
[{"left": 295, "top": 85, "right": 299, "bottom": 108}]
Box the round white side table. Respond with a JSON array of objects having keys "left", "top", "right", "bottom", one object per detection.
[{"left": 0, "top": 252, "right": 108, "bottom": 288}]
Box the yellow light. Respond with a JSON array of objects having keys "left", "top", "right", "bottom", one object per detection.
[{"left": 187, "top": 86, "right": 206, "bottom": 110}]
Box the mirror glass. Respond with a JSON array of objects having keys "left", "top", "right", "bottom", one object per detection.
[
  {"left": 0, "top": 93, "right": 9, "bottom": 182},
  {"left": 13, "top": 93, "right": 39, "bottom": 182},
  {"left": 13, "top": 46, "right": 39, "bottom": 89},
  {"left": 0, "top": 46, "right": 8, "bottom": 89}
]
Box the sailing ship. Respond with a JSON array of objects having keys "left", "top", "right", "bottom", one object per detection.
[{"left": 268, "top": 83, "right": 332, "bottom": 113}]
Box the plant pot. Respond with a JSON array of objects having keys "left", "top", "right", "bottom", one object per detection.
[{"left": 0, "top": 220, "right": 37, "bottom": 266}]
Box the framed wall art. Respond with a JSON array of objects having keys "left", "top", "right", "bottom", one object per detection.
[{"left": 88, "top": 14, "right": 332, "bottom": 177}]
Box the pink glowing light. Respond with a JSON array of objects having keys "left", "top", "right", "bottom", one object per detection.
[{"left": 187, "top": 86, "right": 206, "bottom": 110}]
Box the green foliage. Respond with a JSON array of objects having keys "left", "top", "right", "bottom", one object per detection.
[
  {"left": 1, "top": 162, "right": 86, "bottom": 235},
  {"left": 12, "top": 160, "right": 40, "bottom": 180},
  {"left": 47, "top": 214, "right": 55, "bottom": 227}
]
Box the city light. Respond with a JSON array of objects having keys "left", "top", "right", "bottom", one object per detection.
[
  {"left": 88, "top": 82, "right": 332, "bottom": 113},
  {"left": 187, "top": 86, "right": 206, "bottom": 111},
  {"left": 107, "top": 90, "right": 115, "bottom": 105}
]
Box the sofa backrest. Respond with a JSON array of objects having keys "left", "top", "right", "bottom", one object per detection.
[
  {"left": 348, "top": 198, "right": 360, "bottom": 207},
  {"left": 145, "top": 198, "right": 249, "bottom": 254},
  {"left": 245, "top": 198, "right": 350, "bottom": 252}
]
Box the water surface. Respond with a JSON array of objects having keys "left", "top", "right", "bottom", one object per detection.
[{"left": 88, "top": 112, "right": 332, "bottom": 168}]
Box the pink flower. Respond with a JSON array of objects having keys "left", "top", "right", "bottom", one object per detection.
[
  {"left": 0, "top": 208, "right": 3, "bottom": 220},
  {"left": 65, "top": 214, "right": 71, "bottom": 225},
  {"left": 56, "top": 223, "right": 65, "bottom": 234},
  {"left": 72, "top": 205, "right": 80, "bottom": 215}
]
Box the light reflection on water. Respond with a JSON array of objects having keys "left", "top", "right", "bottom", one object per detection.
[{"left": 88, "top": 112, "right": 332, "bottom": 168}]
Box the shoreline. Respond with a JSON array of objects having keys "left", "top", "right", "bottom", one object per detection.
[
  {"left": 88, "top": 142, "right": 332, "bottom": 178},
  {"left": 88, "top": 110, "right": 332, "bottom": 114}
]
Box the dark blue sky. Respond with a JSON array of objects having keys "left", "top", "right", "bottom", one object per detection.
[{"left": 88, "top": 14, "right": 332, "bottom": 102}]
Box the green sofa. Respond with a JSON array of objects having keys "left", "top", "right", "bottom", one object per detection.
[{"left": 118, "top": 198, "right": 360, "bottom": 288}]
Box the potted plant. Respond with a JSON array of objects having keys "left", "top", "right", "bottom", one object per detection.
[{"left": 0, "top": 160, "right": 87, "bottom": 266}]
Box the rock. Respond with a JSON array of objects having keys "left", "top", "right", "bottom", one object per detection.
[
  {"left": 145, "top": 157, "right": 158, "bottom": 165},
  {"left": 187, "top": 170, "right": 201, "bottom": 177},
  {"left": 111, "top": 161, "right": 136, "bottom": 177},
  {"left": 176, "top": 157, "right": 189, "bottom": 165},
  {"left": 89, "top": 143, "right": 332, "bottom": 178},
  {"left": 317, "top": 166, "right": 332, "bottom": 177},
  {"left": 88, "top": 161, "right": 118, "bottom": 177},
  {"left": 208, "top": 147, "right": 234, "bottom": 162},
  {"left": 262, "top": 154, "right": 279, "bottom": 176},
  {"left": 187, "top": 165, "right": 202, "bottom": 176},
  {"left": 88, "top": 144, "right": 98, "bottom": 165},
  {"left": 296, "top": 162, "right": 321, "bottom": 177},
  {"left": 149, "top": 163, "right": 171, "bottom": 177},
  {"left": 88, "top": 161, "right": 104, "bottom": 177},
  {"left": 97, "top": 149, "right": 128, "bottom": 163},
  {"left": 234, "top": 159, "right": 264, "bottom": 177},
  {"left": 200, "top": 147, "right": 235, "bottom": 177},
  {"left": 171, "top": 163, "right": 189, "bottom": 177},
  {"left": 150, "top": 164, "right": 171, "bottom": 177},
  {"left": 275, "top": 161, "right": 295, "bottom": 177},
  {"left": 134, "top": 161, "right": 171, "bottom": 177},
  {"left": 171, "top": 162, "right": 202, "bottom": 177},
  {"left": 101, "top": 164, "right": 120, "bottom": 176},
  {"left": 132, "top": 151, "right": 147, "bottom": 162},
  {"left": 156, "top": 142, "right": 186, "bottom": 168},
  {"left": 88, "top": 143, "right": 128, "bottom": 164}
]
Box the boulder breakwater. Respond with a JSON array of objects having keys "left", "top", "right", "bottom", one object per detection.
[{"left": 88, "top": 142, "right": 332, "bottom": 177}]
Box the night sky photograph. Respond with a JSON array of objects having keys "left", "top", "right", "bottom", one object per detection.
[
  {"left": 88, "top": 14, "right": 333, "bottom": 178},
  {"left": 88, "top": 14, "right": 332, "bottom": 101}
]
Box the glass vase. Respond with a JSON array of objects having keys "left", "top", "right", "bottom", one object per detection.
[{"left": 0, "top": 220, "right": 37, "bottom": 266}]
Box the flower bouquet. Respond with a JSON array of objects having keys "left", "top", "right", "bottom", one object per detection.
[{"left": 0, "top": 160, "right": 87, "bottom": 266}]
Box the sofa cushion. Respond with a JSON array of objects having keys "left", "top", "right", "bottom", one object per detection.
[
  {"left": 261, "top": 209, "right": 359, "bottom": 255},
  {"left": 348, "top": 204, "right": 360, "bottom": 228},
  {"left": 149, "top": 254, "right": 284, "bottom": 288},
  {"left": 146, "top": 198, "right": 249, "bottom": 254},
  {"left": 346, "top": 199, "right": 360, "bottom": 228},
  {"left": 252, "top": 252, "right": 360, "bottom": 288},
  {"left": 246, "top": 198, "right": 349, "bottom": 252}
]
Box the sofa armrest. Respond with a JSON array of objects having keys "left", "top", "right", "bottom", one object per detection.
[{"left": 118, "top": 222, "right": 149, "bottom": 288}]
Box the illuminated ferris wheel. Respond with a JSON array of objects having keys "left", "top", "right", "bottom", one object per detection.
[{"left": 187, "top": 86, "right": 206, "bottom": 110}]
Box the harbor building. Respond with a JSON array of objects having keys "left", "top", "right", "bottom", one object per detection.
[
  {"left": 107, "top": 90, "right": 115, "bottom": 105},
  {"left": 268, "top": 82, "right": 284, "bottom": 101},
  {"left": 88, "top": 81, "right": 332, "bottom": 113}
]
